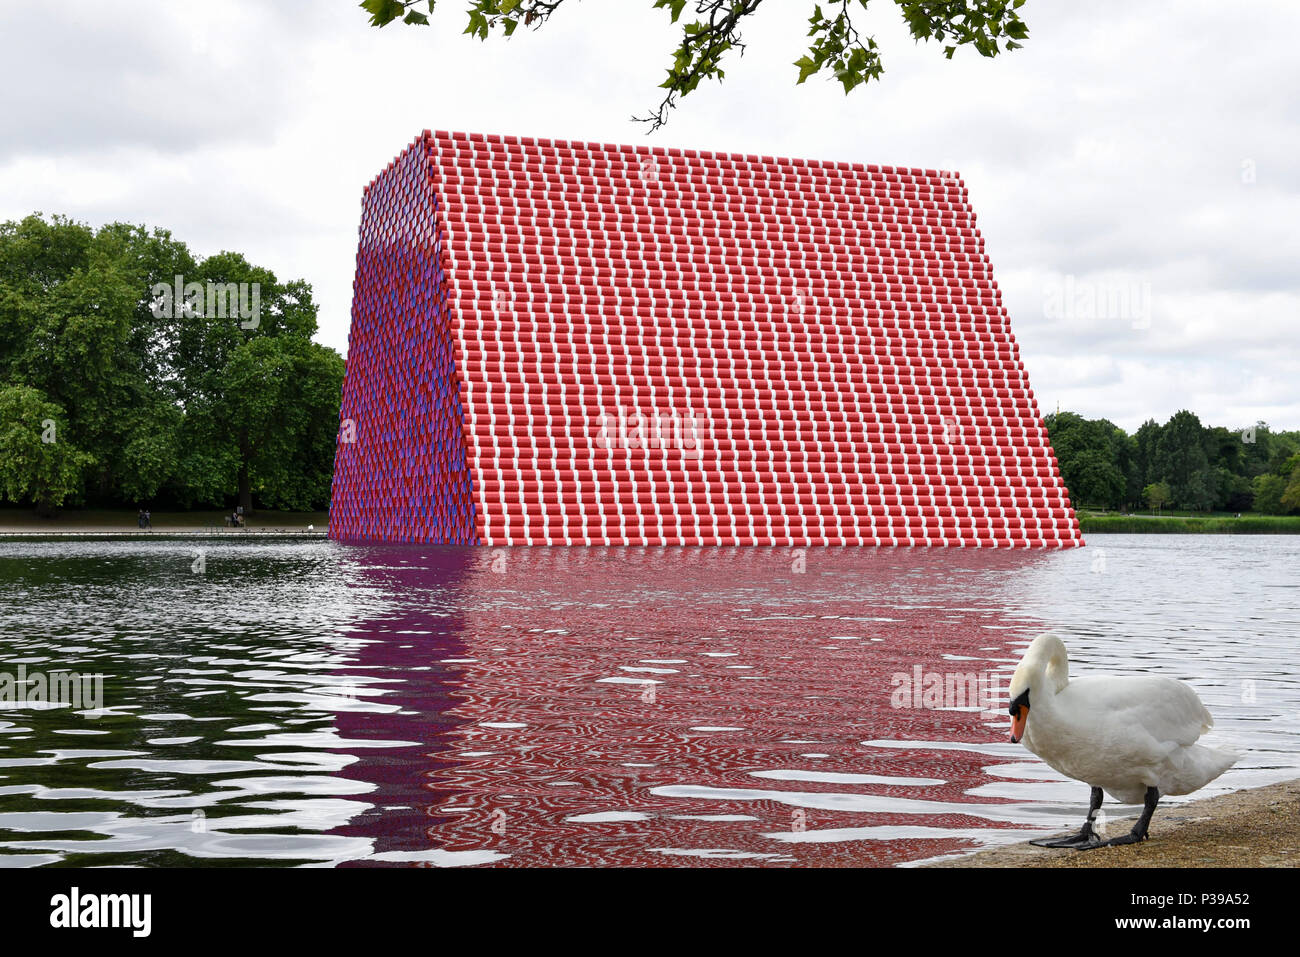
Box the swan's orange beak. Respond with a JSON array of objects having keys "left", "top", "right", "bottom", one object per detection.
[{"left": 1009, "top": 705, "right": 1029, "bottom": 743}]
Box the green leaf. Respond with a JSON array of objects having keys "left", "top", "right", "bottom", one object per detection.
[
  {"left": 402, "top": 10, "right": 429, "bottom": 25},
  {"left": 794, "top": 55, "right": 819, "bottom": 84},
  {"left": 359, "top": 0, "right": 407, "bottom": 28}
]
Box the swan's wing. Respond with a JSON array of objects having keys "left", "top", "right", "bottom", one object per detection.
[{"left": 1064, "top": 675, "right": 1214, "bottom": 745}]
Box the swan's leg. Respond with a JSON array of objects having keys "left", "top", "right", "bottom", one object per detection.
[
  {"left": 1088, "top": 786, "right": 1159, "bottom": 848},
  {"left": 1030, "top": 786, "right": 1104, "bottom": 848}
]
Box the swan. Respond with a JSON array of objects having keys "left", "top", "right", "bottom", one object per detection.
[{"left": 1007, "top": 633, "right": 1238, "bottom": 849}]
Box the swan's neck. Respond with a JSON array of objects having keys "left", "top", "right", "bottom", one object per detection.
[
  {"left": 1043, "top": 651, "right": 1070, "bottom": 696},
  {"left": 1027, "top": 647, "right": 1069, "bottom": 714}
]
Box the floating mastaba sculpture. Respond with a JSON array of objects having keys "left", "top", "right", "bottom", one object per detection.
[{"left": 329, "top": 130, "right": 1081, "bottom": 547}]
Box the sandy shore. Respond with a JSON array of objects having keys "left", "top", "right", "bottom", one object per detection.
[{"left": 926, "top": 779, "right": 1300, "bottom": 867}]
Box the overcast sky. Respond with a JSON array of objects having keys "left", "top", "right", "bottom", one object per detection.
[{"left": 2, "top": 0, "right": 1296, "bottom": 433}]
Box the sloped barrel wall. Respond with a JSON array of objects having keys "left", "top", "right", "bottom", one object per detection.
[{"left": 330, "top": 130, "right": 1082, "bottom": 548}]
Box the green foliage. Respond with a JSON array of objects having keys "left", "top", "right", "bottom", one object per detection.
[
  {"left": 1276, "top": 454, "right": 1300, "bottom": 513},
  {"left": 797, "top": 3, "right": 882, "bottom": 95},
  {"left": 1213, "top": 467, "right": 1253, "bottom": 512},
  {"left": 0, "top": 385, "right": 93, "bottom": 513},
  {"left": 1154, "top": 410, "right": 1213, "bottom": 510},
  {"left": 1132, "top": 418, "right": 1160, "bottom": 488},
  {"left": 1067, "top": 448, "right": 1125, "bottom": 509},
  {"left": 0, "top": 213, "right": 345, "bottom": 515},
  {"left": 1251, "top": 473, "right": 1287, "bottom": 514},
  {"left": 1048, "top": 409, "right": 1299, "bottom": 518},
  {"left": 114, "top": 401, "right": 183, "bottom": 504},
  {"left": 1043, "top": 411, "right": 1127, "bottom": 510},
  {"left": 1269, "top": 433, "right": 1300, "bottom": 474},
  {"left": 360, "top": 0, "right": 1031, "bottom": 130},
  {"left": 1142, "top": 481, "right": 1170, "bottom": 513},
  {"left": 896, "top": 0, "right": 1028, "bottom": 58},
  {"left": 1282, "top": 475, "right": 1300, "bottom": 512}
]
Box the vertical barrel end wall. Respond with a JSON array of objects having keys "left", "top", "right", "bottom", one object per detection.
[{"left": 329, "top": 132, "right": 478, "bottom": 544}]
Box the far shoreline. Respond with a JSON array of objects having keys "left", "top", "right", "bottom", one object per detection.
[
  {"left": 1079, "top": 513, "right": 1300, "bottom": 534},
  {"left": 3, "top": 508, "right": 1298, "bottom": 538},
  {"left": 0, "top": 508, "right": 328, "bottom": 539}
]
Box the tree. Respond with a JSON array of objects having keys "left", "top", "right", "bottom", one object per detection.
[
  {"left": 1044, "top": 411, "right": 1130, "bottom": 510},
  {"left": 266, "top": 342, "right": 348, "bottom": 510},
  {"left": 361, "top": 0, "right": 1031, "bottom": 129},
  {"left": 0, "top": 214, "right": 198, "bottom": 506},
  {"left": 1249, "top": 450, "right": 1299, "bottom": 515},
  {"left": 1268, "top": 432, "right": 1300, "bottom": 474},
  {"left": 1108, "top": 423, "right": 1140, "bottom": 509},
  {"left": 1133, "top": 418, "right": 1161, "bottom": 490},
  {"left": 1154, "top": 410, "right": 1214, "bottom": 510},
  {"left": 0, "top": 214, "right": 345, "bottom": 515},
  {"left": 1235, "top": 420, "right": 1274, "bottom": 478},
  {"left": 1068, "top": 449, "right": 1125, "bottom": 510},
  {"left": 1279, "top": 454, "right": 1300, "bottom": 514},
  {"left": 1281, "top": 478, "right": 1300, "bottom": 513},
  {"left": 165, "top": 253, "right": 339, "bottom": 514},
  {"left": 1214, "top": 467, "right": 1253, "bottom": 513},
  {"left": 1142, "top": 481, "right": 1171, "bottom": 514},
  {"left": 0, "top": 386, "right": 92, "bottom": 515},
  {"left": 1252, "top": 473, "right": 1289, "bottom": 515},
  {"left": 1046, "top": 408, "right": 1295, "bottom": 517},
  {"left": 186, "top": 337, "right": 343, "bottom": 514}
]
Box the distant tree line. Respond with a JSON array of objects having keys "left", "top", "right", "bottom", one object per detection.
[
  {"left": 4, "top": 212, "right": 1291, "bottom": 521},
  {"left": 0, "top": 214, "right": 344, "bottom": 515},
  {"left": 1045, "top": 410, "right": 1300, "bottom": 514}
]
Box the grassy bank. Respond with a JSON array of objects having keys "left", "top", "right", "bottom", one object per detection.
[
  {"left": 1079, "top": 512, "right": 1300, "bottom": 534},
  {"left": 0, "top": 508, "right": 328, "bottom": 531}
]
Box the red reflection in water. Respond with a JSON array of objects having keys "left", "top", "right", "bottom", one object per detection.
[{"left": 334, "top": 546, "right": 1057, "bottom": 866}]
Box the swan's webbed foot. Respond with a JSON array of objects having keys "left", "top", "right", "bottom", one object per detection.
[
  {"left": 1087, "top": 831, "right": 1146, "bottom": 849},
  {"left": 1029, "top": 828, "right": 1100, "bottom": 848},
  {"left": 1031, "top": 786, "right": 1104, "bottom": 848},
  {"left": 1073, "top": 785, "right": 1159, "bottom": 851}
]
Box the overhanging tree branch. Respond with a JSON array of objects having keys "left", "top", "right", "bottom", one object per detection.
[{"left": 360, "top": 0, "right": 1031, "bottom": 131}]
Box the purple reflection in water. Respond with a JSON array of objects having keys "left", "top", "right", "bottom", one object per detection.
[{"left": 331, "top": 546, "right": 1061, "bottom": 866}]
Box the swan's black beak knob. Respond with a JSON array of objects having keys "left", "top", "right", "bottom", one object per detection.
[
  {"left": 1008, "top": 696, "right": 1029, "bottom": 743},
  {"left": 1009, "top": 694, "right": 1030, "bottom": 744}
]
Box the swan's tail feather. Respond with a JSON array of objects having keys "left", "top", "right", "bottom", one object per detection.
[{"left": 1161, "top": 744, "right": 1239, "bottom": 796}]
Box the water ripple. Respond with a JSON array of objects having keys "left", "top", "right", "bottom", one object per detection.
[{"left": 0, "top": 535, "right": 1295, "bottom": 867}]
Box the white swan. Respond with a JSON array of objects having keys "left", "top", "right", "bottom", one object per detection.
[{"left": 1007, "top": 633, "right": 1238, "bottom": 848}]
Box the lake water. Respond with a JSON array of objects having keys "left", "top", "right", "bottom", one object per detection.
[{"left": 0, "top": 535, "right": 1295, "bottom": 867}]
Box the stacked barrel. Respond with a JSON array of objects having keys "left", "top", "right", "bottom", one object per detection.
[
  {"left": 329, "top": 129, "right": 1082, "bottom": 547},
  {"left": 328, "top": 136, "right": 478, "bottom": 543}
]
